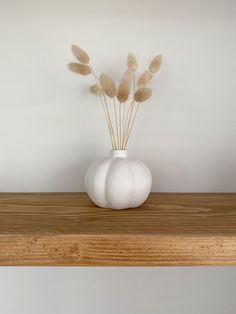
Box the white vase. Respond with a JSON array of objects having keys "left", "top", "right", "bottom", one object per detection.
[{"left": 85, "top": 150, "right": 152, "bottom": 210}]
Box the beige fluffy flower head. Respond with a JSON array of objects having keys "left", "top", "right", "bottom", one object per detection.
[
  {"left": 71, "top": 45, "right": 90, "bottom": 64},
  {"left": 89, "top": 84, "right": 101, "bottom": 95},
  {"left": 117, "top": 70, "right": 132, "bottom": 103},
  {"left": 127, "top": 53, "right": 138, "bottom": 71},
  {"left": 134, "top": 87, "right": 152, "bottom": 102},
  {"left": 100, "top": 73, "right": 117, "bottom": 98},
  {"left": 149, "top": 54, "right": 162, "bottom": 73},
  {"left": 68, "top": 63, "right": 91, "bottom": 75},
  {"left": 137, "top": 70, "right": 153, "bottom": 88}
]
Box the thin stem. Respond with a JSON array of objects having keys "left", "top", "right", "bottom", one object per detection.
[
  {"left": 124, "top": 102, "right": 140, "bottom": 148},
  {"left": 119, "top": 102, "right": 122, "bottom": 149},
  {"left": 113, "top": 97, "right": 119, "bottom": 149},
  {"left": 121, "top": 102, "right": 126, "bottom": 149},
  {"left": 103, "top": 95, "right": 117, "bottom": 149},
  {"left": 123, "top": 100, "right": 135, "bottom": 147},
  {"left": 133, "top": 74, "right": 136, "bottom": 93},
  {"left": 123, "top": 99, "right": 135, "bottom": 143},
  {"left": 101, "top": 87, "right": 117, "bottom": 149},
  {"left": 90, "top": 66, "right": 116, "bottom": 149}
]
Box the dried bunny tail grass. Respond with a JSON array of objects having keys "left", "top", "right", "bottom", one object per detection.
[
  {"left": 68, "top": 63, "right": 91, "bottom": 75},
  {"left": 137, "top": 70, "right": 153, "bottom": 88},
  {"left": 149, "top": 54, "right": 162, "bottom": 73},
  {"left": 100, "top": 73, "right": 116, "bottom": 97},
  {"left": 134, "top": 87, "right": 152, "bottom": 102},
  {"left": 127, "top": 53, "right": 138, "bottom": 71},
  {"left": 71, "top": 45, "right": 90, "bottom": 64},
  {"left": 117, "top": 70, "right": 132, "bottom": 103},
  {"left": 89, "top": 84, "right": 101, "bottom": 94}
]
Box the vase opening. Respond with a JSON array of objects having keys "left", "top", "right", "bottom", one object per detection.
[{"left": 111, "top": 150, "right": 127, "bottom": 158}]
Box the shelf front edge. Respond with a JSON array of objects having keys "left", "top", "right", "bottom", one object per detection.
[{"left": 1, "top": 233, "right": 236, "bottom": 266}]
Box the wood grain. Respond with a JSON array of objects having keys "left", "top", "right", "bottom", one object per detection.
[{"left": 0, "top": 193, "right": 236, "bottom": 266}]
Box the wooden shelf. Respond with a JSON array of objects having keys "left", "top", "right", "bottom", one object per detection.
[{"left": 0, "top": 193, "right": 236, "bottom": 266}]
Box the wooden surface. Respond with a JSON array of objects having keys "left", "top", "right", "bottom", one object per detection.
[{"left": 0, "top": 193, "right": 236, "bottom": 266}]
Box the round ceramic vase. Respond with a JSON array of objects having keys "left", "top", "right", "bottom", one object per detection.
[{"left": 85, "top": 150, "right": 152, "bottom": 210}]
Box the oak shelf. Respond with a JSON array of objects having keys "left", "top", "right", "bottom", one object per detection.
[{"left": 0, "top": 193, "right": 236, "bottom": 266}]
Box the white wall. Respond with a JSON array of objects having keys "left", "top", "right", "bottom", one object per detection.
[
  {"left": 0, "top": 1, "right": 236, "bottom": 314},
  {"left": 0, "top": 267, "right": 236, "bottom": 314},
  {"left": 0, "top": 0, "right": 235, "bottom": 192}
]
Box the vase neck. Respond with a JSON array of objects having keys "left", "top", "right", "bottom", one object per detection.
[{"left": 111, "top": 150, "right": 127, "bottom": 158}]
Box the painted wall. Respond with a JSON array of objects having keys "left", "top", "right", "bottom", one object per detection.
[
  {"left": 0, "top": 267, "right": 236, "bottom": 314},
  {"left": 0, "top": 1, "right": 235, "bottom": 314},
  {"left": 0, "top": 0, "right": 235, "bottom": 192}
]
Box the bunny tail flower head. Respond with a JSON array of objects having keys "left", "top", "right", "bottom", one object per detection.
[
  {"left": 137, "top": 70, "right": 153, "bottom": 88},
  {"left": 149, "top": 54, "right": 162, "bottom": 73},
  {"left": 127, "top": 53, "right": 138, "bottom": 72},
  {"left": 134, "top": 87, "right": 152, "bottom": 102},
  {"left": 89, "top": 84, "right": 101, "bottom": 95},
  {"left": 71, "top": 45, "right": 90, "bottom": 64},
  {"left": 68, "top": 63, "right": 91, "bottom": 76},
  {"left": 100, "top": 73, "right": 117, "bottom": 98},
  {"left": 117, "top": 70, "right": 132, "bottom": 103}
]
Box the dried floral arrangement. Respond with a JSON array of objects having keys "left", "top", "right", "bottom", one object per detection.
[{"left": 68, "top": 45, "right": 162, "bottom": 150}]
